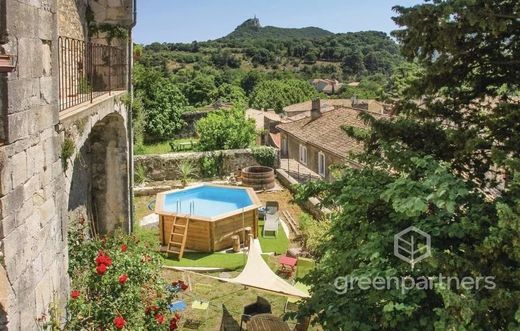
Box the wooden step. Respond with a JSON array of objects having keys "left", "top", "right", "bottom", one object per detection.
[{"left": 166, "top": 216, "right": 190, "bottom": 259}]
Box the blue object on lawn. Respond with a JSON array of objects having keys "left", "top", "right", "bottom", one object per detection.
[{"left": 168, "top": 300, "right": 187, "bottom": 312}]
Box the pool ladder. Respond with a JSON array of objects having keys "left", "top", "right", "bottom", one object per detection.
[
  {"left": 167, "top": 200, "right": 194, "bottom": 259},
  {"left": 175, "top": 200, "right": 195, "bottom": 215}
]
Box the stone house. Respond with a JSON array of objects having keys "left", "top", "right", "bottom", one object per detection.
[
  {"left": 0, "top": 0, "right": 135, "bottom": 329},
  {"left": 277, "top": 100, "right": 378, "bottom": 180},
  {"left": 311, "top": 78, "right": 343, "bottom": 94}
]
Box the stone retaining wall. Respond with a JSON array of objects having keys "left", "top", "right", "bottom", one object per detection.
[{"left": 134, "top": 148, "right": 279, "bottom": 182}]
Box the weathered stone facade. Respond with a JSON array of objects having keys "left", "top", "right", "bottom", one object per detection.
[{"left": 0, "top": 0, "right": 133, "bottom": 329}]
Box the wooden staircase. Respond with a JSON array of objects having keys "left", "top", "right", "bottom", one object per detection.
[{"left": 167, "top": 216, "right": 190, "bottom": 259}]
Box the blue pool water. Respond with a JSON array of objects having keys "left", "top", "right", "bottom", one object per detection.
[{"left": 163, "top": 185, "right": 253, "bottom": 218}]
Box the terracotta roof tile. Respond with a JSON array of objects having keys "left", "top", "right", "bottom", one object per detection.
[{"left": 277, "top": 107, "right": 376, "bottom": 157}]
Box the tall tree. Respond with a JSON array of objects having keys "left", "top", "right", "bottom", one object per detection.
[
  {"left": 297, "top": 0, "right": 520, "bottom": 330},
  {"left": 196, "top": 106, "right": 256, "bottom": 151}
]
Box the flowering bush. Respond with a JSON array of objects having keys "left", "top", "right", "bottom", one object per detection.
[{"left": 67, "top": 220, "right": 184, "bottom": 330}]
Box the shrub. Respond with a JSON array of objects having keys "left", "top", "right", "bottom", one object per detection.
[
  {"left": 134, "top": 164, "right": 148, "bottom": 185},
  {"left": 177, "top": 159, "right": 196, "bottom": 187},
  {"left": 252, "top": 146, "right": 277, "bottom": 167},
  {"left": 199, "top": 152, "right": 224, "bottom": 178},
  {"left": 196, "top": 106, "right": 256, "bottom": 151},
  {"left": 67, "top": 220, "right": 185, "bottom": 330},
  {"left": 299, "top": 213, "right": 330, "bottom": 257}
]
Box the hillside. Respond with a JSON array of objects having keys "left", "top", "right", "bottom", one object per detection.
[{"left": 223, "top": 17, "right": 333, "bottom": 40}]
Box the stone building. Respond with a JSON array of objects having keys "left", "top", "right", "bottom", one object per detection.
[
  {"left": 0, "top": 0, "right": 135, "bottom": 329},
  {"left": 277, "top": 100, "right": 382, "bottom": 180}
]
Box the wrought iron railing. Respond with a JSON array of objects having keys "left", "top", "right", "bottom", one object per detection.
[{"left": 58, "top": 36, "right": 126, "bottom": 111}]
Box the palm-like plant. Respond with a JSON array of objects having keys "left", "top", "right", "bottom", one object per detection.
[{"left": 177, "top": 160, "right": 196, "bottom": 187}]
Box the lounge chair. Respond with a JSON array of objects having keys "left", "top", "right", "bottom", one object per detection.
[{"left": 263, "top": 201, "right": 279, "bottom": 237}]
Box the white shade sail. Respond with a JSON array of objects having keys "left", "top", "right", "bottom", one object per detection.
[{"left": 213, "top": 236, "right": 310, "bottom": 299}]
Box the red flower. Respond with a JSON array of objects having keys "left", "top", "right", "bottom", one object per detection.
[
  {"left": 118, "top": 274, "right": 128, "bottom": 285},
  {"left": 154, "top": 313, "right": 165, "bottom": 325},
  {"left": 96, "top": 264, "right": 107, "bottom": 275},
  {"left": 95, "top": 251, "right": 112, "bottom": 267},
  {"left": 113, "top": 316, "right": 126, "bottom": 329},
  {"left": 121, "top": 244, "right": 127, "bottom": 252},
  {"left": 70, "top": 290, "right": 80, "bottom": 299}
]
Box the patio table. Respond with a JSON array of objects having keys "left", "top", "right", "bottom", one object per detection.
[
  {"left": 248, "top": 313, "right": 290, "bottom": 331},
  {"left": 279, "top": 255, "right": 298, "bottom": 277}
]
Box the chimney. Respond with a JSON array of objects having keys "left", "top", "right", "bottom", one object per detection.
[{"left": 311, "top": 99, "right": 321, "bottom": 120}]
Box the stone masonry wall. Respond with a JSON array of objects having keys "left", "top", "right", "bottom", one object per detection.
[
  {"left": 134, "top": 149, "right": 280, "bottom": 182},
  {"left": 0, "top": 1, "right": 69, "bottom": 329},
  {"left": 0, "top": 0, "right": 132, "bottom": 329}
]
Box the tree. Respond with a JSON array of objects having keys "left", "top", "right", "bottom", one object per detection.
[
  {"left": 296, "top": 0, "right": 520, "bottom": 329},
  {"left": 249, "top": 79, "right": 318, "bottom": 111},
  {"left": 214, "top": 83, "right": 247, "bottom": 106},
  {"left": 144, "top": 79, "right": 189, "bottom": 141},
  {"left": 240, "top": 70, "right": 266, "bottom": 95},
  {"left": 196, "top": 106, "right": 256, "bottom": 151},
  {"left": 341, "top": 48, "right": 365, "bottom": 77},
  {"left": 181, "top": 74, "right": 217, "bottom": 106}
]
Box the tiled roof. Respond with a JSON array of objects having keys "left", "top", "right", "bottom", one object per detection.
[
  {"left": 283, "top": 99, "right": 352, "bottom": 115},
  {"left": 277, "top": 107, "right": 376, "bottom": 157}
]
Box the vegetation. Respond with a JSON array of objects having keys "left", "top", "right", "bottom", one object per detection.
[
  {"left": 134, "top": 164, "right": 148, "bottom": 185},
  {"left": 295, "top": 0, "right": 520, "bottom": 329},
  {"left": 249, "top": 79, "right": 318, "bottom": 112},
  {"left": 252, "top": 146, "right": 277, "bottom": 168},
  {"left": 67, "top": 220, "right": 184, "bottom": 330},
  {"left": 196, "top": 106, "right": 256, "bottom": 151},
  {"left": 162, "top": 252, "right": 246, "bottom": 270},
  {"left": 199, "top": 152, "right": 224, "bottom": 178},
  {"left": 176, "top": 160, "right": 196, "bottom": 187},
  {"left": 61, "top": 138, "right": 75, "bottom": 171},
  {"left": 298, "top": 213, "right": 330, "bottom": 258}
]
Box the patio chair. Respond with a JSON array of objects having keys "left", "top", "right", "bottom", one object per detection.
[
  {"left": 240, "top": 296, "right": 272, "bottom": 330},
  {"left": 263, "top": 201, "right": 280, "bottom": 237}
]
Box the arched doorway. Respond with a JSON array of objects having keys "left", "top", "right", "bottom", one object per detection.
[{"left": 68, "top": 113, "right": 129, "bottom": 234}]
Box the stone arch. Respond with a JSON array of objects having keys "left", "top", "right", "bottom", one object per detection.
[{"left": 68, "top": 112, "right": 129, "bottom": 234}]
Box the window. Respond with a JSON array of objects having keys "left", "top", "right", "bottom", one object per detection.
[
  {"left": 282, "top": 137, "right": 288, "bottom": 156},
  {"left": 299, "top": 144, "right": 307, "bottom": 165},
  {"left": 318, "top": 152, "right": 326, "bottom": 177}
]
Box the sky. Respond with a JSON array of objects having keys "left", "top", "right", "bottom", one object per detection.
[{"left": 134, "top": 0, "right": 424, "bottom": 45}]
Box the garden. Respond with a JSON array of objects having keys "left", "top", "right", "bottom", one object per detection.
[{"left": 121, "top": 183, "right": 317, "bottom": 330}]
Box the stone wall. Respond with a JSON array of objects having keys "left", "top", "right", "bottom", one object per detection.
[
  {"left": 0, "top": 1, "right": 69, "bottom": 329},
  {"left": 135, "top": 148, "right": 279, "bottom": 182},
  {"left": 0, "top": 0, "right": 132, "bottom": 329}
]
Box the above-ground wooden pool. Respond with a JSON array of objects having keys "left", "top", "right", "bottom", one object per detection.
[{"left": 155, "top": 184, "right": 262, "bottom": 252}]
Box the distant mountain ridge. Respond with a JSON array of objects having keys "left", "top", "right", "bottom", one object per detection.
[{"left": 223, "top": 17, "right": 334, "bottom": 40}]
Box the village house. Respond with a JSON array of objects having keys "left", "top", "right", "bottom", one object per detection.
[
  {"left": 0, "top": 0, "right": 135, "bottom": 329},
  {"left": 277, "top": 100, "right": 384, "bottom": 180},
  {"left": 311, "top": 78, "right": 343, "bottom": 94}
]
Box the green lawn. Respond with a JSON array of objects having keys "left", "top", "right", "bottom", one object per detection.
[
  {"left": 135, "top": 141, "right": 171, "bottom": 155},
  {"left": 258, "top": 220, "right": 289, "bottom": 254},
  {"left": 135, "top": 138, "right": 198, "bottom": 155},
  {"left": 162, "top": 252, "right": 246, "bottom": 271}
]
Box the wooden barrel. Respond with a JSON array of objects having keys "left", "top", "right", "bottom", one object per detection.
[{"left": 241, "top": 166, "right": 275, "bottom": 190}]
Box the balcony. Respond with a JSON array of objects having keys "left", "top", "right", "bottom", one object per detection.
[{"left": 58, "top": 36, "right": 126, "bottom": 112}]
